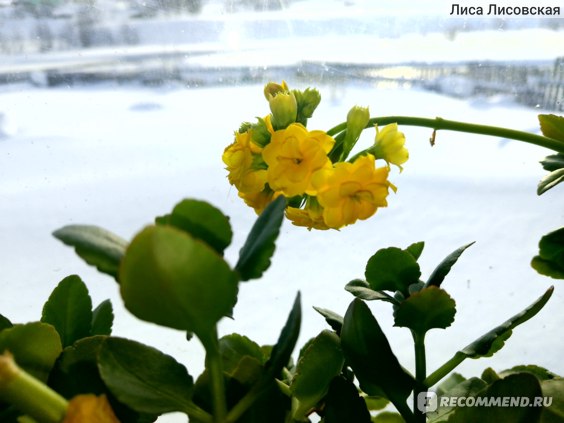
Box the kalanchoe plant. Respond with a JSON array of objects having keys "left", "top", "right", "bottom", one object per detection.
[{"left": 1, "top": 82, "right": 563, "bottom": 423}]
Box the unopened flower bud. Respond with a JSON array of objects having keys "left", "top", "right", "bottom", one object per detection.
[{"left": 264, "top": 81, "right": 297, "bottom": 130}]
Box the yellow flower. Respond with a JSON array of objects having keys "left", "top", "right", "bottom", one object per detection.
[
  {"left": 63, "top": 394, "right": 119, "bottom": 423},
  {"left": 222, "top": 129, "right": 267, "bottom": 194},
  {"left": 286, "top": 198, "right": 329, "bottom": 230},
  {"left": 312, "top": 154, "right": 391, "bottom": 229},
  {"left": 373, "top": 123, "right": 408, "bottom": 170},
  {"left": 239, "top": 186, "right": 282, "bottom": 214},
  {"left": 262, "top": 123, "right": 335, "bottom": 197}
]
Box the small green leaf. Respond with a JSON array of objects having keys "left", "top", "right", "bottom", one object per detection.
[
  {"left": 0, "top": 322, "right": 62, "bottom": 382},
  {"left": 498, "top": 365, "right": 559, "bottom": 382},
  {"left": 119, "top": 225, "right": 238, "bottom": 337},
  {"left": 448, "top": 373, "right": 543, "bottom": 423},
  {"left": 426, "top": 242, "right": 474, "bottom": 288},
  {"left": 324, "top": 376, "right": 372, "bottom": 423},
  {"left": 406, "top": 241, "right": 425, "bottom": 261},
  {"left": 393, "top": 287, "right": 456, "bottom": 336},
  {"left": 541, "top": 378, "right": 564, "bottom": 423},
  {"left": 41, "top": 275, "right": 93, "bottom": 348},
  {"left": 538, "top": 168, "right": 564, "bottom": 195},
  {"left": 219, "top": 334, "right": 265, "bottom": 375},
  {"left": 91, "top": 300, "right": 114, "bottom": 336},
  {"left": 53, "top": 225, "right": 128, "bottom": 281},
  {"left": 365, "top": 247, "right": 421, "bottom": 294},
  {"left": 532, "top": 227, "right": 564, "bottom": 279},
  {"left": 539, "top": 114, "right": 564, "bottom": 142},
  {"left": 291, "top": 330, "right": 344, "bottom": 420},
  {"left": 312, "top": 306, "right": 343, "bottom": 335},
  {"left": 345, "top": 280, "right": 397, "bottom": 304},
  {"left": 236, "top": 196, "right": 286, "bottom": 281},
  {"left": 372, "top": 411, "right": 405, "bottom": 423},
  {"left": 540, "top": 153, "right": 564, "bottom": 172},
  {"left": 461, "top": 286, "right": 553, "bottom": 359},
  {"left": 265, "top": 292, "right": 301, "bottom": 379},
  {"left": 98, "top": 337, "right": 194, "bottom": 415},
  {"left": 341, "top": 299, "right": 414, "bottom": 405},
  {"left": 0, "top": 314, "right": 12, "bottom": 332},
  {"left": 156, "top": 199, "right": 233, "bottom": 255}
]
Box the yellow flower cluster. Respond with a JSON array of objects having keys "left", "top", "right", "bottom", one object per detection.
[{"left": 223, "top": 82, "right": 408, "bottom": 230}]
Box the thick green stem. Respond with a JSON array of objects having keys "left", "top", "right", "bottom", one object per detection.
[
  {"left": 327, "top": 116, "right": 564, "bottom": 153},
  {"left": 424, "top": 351, "right": 466, "bottom": 388},
  {"left": 202, "top": 327, "right": 228, "bottom": 423},
  {"left": 185, "top": 402, "right": 214, "bottom": 423},
  {"left": 413, "top": 332, "right": 427, "bottom": 423},
  {"left": 0, "top": 352, "right": 68, "bottom": 423}
]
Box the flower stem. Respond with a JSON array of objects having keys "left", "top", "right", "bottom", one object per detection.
[
  {"left": 413, "top": 332, "right": 427, "bottom": 423},
  {"left": 424, "top": 351, "right": 466, "bottom": 388},
  {"left": 0, "top": 352, "right": 68, "bottom": 423},
  {"left": 203, "top": 327, "right": 228, "bottom": 423},
  {"left": 327, "top": 116, "right": 564, "bottom": 153}
]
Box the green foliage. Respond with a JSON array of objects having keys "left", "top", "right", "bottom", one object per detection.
[
  {"left": 532, "top": 227, "right": 564, "bottom": 279},
  {"left": 539, "top": 114, "right": 564, "bottom": 142},
  {"left": 365, "top": 247, "right": 421, "bottom": 294},
  {"left": 425, "top": 242, "right": 474, "bottom": 288},
  {"left": 236, "top": 195, "right": 286, "bottom": 281},
  {"left": 91, "top": 299, "right": 114, "bottom": 336},
  {"left": 52, "top": 225, "right": 127, "bottom": 281}
]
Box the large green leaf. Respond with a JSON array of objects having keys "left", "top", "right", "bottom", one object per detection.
[
  {"left": 448, "top": 373, "right": 543, "bottom": 423},
  {"left": 98, "top": 337, "right": 194, "bottom": 415},
  {"left": 119, "top": 225, "right": 238, "bottom": 337},
  {"left": 236, "top": 196, "right": 286, "bottom": 281},
  {"left": 0, "top": 322, "right": 62, "bottom": 382},
  {"left": 538, "top": 168, "right": 564, "bottom": 195},
  {"left": 265, "top": 292, "right": 301, "bottom": 379},
  {"left": 345, "top": 280, "right": 397, "bottom": 304},
  {"left": 365, "top": 247, "right": 421, "bottom": 294},
  {"left": 290, "top": 330, "right": 344, "bottom": 420},
  {"left": 541, "top": 378, "right": 564, "bottom": 423},
  {"left": 91, "top": 300, "right": 114, "bottom": 336},
  {"left": 324, "top": 376, "right": 371, "bottom": 423},
  {"left": 425, "top": 242, "right": 474, "bottom": 288},
  {"left": 393, "top": 287, "right": 456, "bottom": 336},
  {"left": 41, "top": 275, "right": 93, "bottom": 348},
  {"left": 53, "top": 225, "right": 128, "bottom": 280},
  {"left": 340, "top": 299, "right": 414, "bottom": 406},
  {"left": 460, "top": 286, "right": 553, "bottom": 358},
  {"left": 539, "top": 114, "right": 564, "bottom": 142},
  {"left": 427, "top": 377, "right": 488, "bottom": 422},
  {"left": 156, "top": 199, "right": 233, "bottom": 255},
  {"left": 0, "top": 314, "right": 12, "bottom": 332},
  {"left": 531, "top": 227, "right": 564, "bottom": 279}
]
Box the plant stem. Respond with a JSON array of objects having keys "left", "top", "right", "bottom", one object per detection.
[
  {"left": 185, "top": 402, "right": 214, "bottom": 423},
  {"left": 203, "top": 327, "right": 228, "bottom": 423},
  {"left": 0, "top": 352, "right": 68, "bottom": 423},
  {"left": 327, "top": 116, "right": 564, "bottom": 153},
  {"left": 424, "top": 351, "right": 466, "bottom": 388},
  {"left": 413, "top": 332, "right": 427, "bottom": 423}
]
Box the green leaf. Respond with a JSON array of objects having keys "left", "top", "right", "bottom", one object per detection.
[
  {"left": 219, "top": 334, "right": 265, "bottom": 376},
  {"left": 0, "top": 314, "right": 12, "bottom": 332},
  {"left": 0, "top": 322, "right": 62, "bottom": 382},
  {"left": 498, "top": 365, "right": 559, "bottom": 382},
  {"left": 365, "top": 247, "right": 421, "bottom": 294},
  {"left": 119, "top": 225, "right": 238, "bottom": 337},
  {"left": 41, "top": 275, "right": 93, "bottom": 348},
  {"left": 540, "top": 153, "right": 564, "bottom": 172},
  {"left": 531, "top": 227, "right": 564, "bottom": 279},
  {"left": 265, "top": 292, "right": 301, "bottom": 379},
  {"left": 91, "top": 300, "right": 114, "bottom": 336},
  {"left": 313, "top": 306, "right": 343, "bottom": 335},
  {"left": 236, "top": 195, "right": 286, "bottom": 281},
  {"left": 539, "top": 114, "right": 564, "bottom": 142},
  {"left": 340, "top": 299, "right": 414, "bottom": 405},
  {"left": 448, "top": 373, "right": 543, "bottom": 423},
  {"left": 435, "top": 372, "right": 466, "bottom": 396},
  {"left": 426, "top": 242, "right": 474, "bottom": 288},
  {"left": 428, "top": 377, "right": 487, "bottom": 422},
  {"left": 393, "top": 287, "right": 456, "bottom": 336},
  {"left": 460, "top": 286, "right": 553, "bottom": 359},
  {"left": 541, "top": 378, "right": 564, "bottom": 423},
  {"left": 372, "top": 411, "right": 405, "bottom": 422},
  {"left": 538, "top": 168, "right": 564, "bottom": 195},
  {"left": 53, "top": 225, "right": 128, "bottom": 281},
  {"left": 156, "top": 199, "right": 233, "bottom": 255},
  {"left": 406, "top": 241, "right": 425, "bottom": 260},
  {"left": 98, "top": 337, "right": 194, "bottom": 415},
  {"left": 345, "top": 280, "right": 398, "bottom": 304},
  {"left": 324, "top": 376, "right": 371, "bottom": 423},
  {"left": 291, "top": 330, "right": 344, "bottom": 420}
]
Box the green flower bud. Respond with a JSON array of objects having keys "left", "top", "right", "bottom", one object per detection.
[
  {"left": 341, "top": 105, "right": 370, "bottom": 160},
  {"left": 294, "top": 88, "right": 321, "bottom": 126},
  {"left": 264, "top": 81, "right": 297, "bottom": 130}
]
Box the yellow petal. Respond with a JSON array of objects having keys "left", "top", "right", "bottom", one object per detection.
[{"left": 63, "top": 395, "right": 119, "bottom": 423}]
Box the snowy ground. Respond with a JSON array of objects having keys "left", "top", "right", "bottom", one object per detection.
[{"left": 0, "top": 80, "right": 562, "bottom": 421}]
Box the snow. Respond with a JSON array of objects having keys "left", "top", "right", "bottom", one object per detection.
[{"left": 0, "top": 81, "right": 562, "bottom": 422}]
